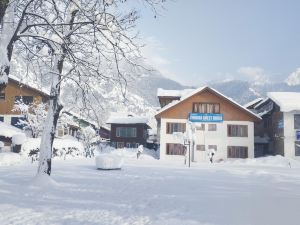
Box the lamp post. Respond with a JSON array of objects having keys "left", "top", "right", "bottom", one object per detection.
[{"left": 184, "top": 139, "right": 191, "bottom": 168}]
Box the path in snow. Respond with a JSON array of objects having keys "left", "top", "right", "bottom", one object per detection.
[{"left": 0, "top": 158, "right": 300, "bottom": 225}]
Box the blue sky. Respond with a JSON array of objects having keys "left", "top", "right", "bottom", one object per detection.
[{"left": 136, "top": 0, "right": 300, "bottom": 86}]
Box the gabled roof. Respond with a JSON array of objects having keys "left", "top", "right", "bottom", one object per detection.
[
  {"left": 106, "top": 116, "right": 149, "bottom": 125},
  {"left": 244, "top": 98, "right": 264, "bottom": 109},
  {"left": 8, "top": 75, "right": 50, "bottom": 97},
  {"left": 267, "top": 92, "right": 300, "bottom": 112},
  {"left": 155, "top": 86, "right": 261, "bottom": 120},
  {"left": 157, "top": 88, "right": 195, "bottom": 98}
]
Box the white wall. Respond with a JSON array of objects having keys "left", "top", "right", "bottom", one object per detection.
[
  {"left": 283, "top": 111, "right": 300, "bottom": 158},
  {"left": 0, "top": 114, "right": 22, "bottom": 124},
  {"left": 159, "top": 118, "right": 254, "bottom": 162}
]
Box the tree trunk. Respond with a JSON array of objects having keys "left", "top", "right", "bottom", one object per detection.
[
  {"left": 37, "top": 56, "right": 63, "bottom": 176},
  {"left": 0, "top": 0, "right": 14, "bottom": 91}
]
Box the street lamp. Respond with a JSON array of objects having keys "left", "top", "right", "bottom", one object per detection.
[{"left": 184, "top": 138, "right": 191, "bottom": 168}]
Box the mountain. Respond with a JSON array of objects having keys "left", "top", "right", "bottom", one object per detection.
[{"left": 208, "top": 80, "right": 300, "bottom": 105}]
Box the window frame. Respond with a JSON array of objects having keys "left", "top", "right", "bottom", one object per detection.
[
  {"left": 227, "top": 124, "right": 248, "bottom": 137},
  {"left": 227, "top": 146, "right": 248, "bottom": 158},
  {"left": 166, "top": 122, "right": 186, "bottom": 134},
  {"left": 166, "top": 143, "right": 186, "bottom": 155},
  {"left": 196, "top": 145, "right": 205, "bottom": 151},
  {"left": 208, "top": 124, "right": 217, "bottom": 131},
  {"left": 116, "top": 127, "right": 137, "bottom": 138},
  {"left": 192, "top": 102, "right": 220, "bottom": 114},
  {"left": 295, "top": 141, "right": 300, "bottom": 156},
  {"left": 294, "top": 114, "right": 300, "bottom": 129}
]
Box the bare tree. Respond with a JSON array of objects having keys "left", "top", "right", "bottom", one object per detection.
[{"left": 8, "top": 0, "right": 166, "bottom": 175}]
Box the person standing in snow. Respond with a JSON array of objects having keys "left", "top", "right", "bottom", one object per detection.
[
  {"left": 208, "top": 148, "right": 216, "bottom": 163},
  {"left": 137, "top": 145, "right": 143, "bottom": 159}
]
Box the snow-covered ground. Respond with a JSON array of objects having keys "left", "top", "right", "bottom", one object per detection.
[{"left": 1, "top": 154, "right": 300, "bottom": 225}]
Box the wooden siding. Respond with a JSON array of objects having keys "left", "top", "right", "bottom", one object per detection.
[
  {"left": 156, "top": 89, "right": 259, "bottom": 122},
  {"left": 0, "top": 80, "right": 48, "bottom": 115}
]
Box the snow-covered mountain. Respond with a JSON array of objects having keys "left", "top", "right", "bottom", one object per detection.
[
  {"left": 9, "top": 55, "right": 300, "bottom": 127},
  {"left": 208, "top": 80, "right": 300, "bottom": 104}
]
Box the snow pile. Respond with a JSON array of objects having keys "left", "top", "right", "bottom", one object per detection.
[
  {"left": 95, "top": 154, "right": 124, "bottom": 170},
  {"left": 98, "top": 144, "right": 158, "bottom": 160},
  {"left": 12, "top": 133, "right": 26, "bottom": 145},
  {"left": 29, "top": 174, "right": 58, "bottom": 189},
  {"left": 223, "top": 155, "right": 300, "bottom": 168},
  {"left": 268, "top": 92, "right": 300, "bottom": 112},
  {"left": 0, "top": 141, "right": 4, "bottom": 148},
  {"left": 0, "top": 122, "right": 23, "bottom": 138},
  {"left": 0, "top": 152, "right": 21, "bottom": 166}
]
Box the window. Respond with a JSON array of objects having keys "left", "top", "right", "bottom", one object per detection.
[
  {"left": 15, "top": 96, "right": 33, "bottom": 105},
  {"left": 227, "top": 146, "right": 248, "bottom": 158},
  {"left": 116, "top": 127, "right": 137, "bottom": 138},
  {"left": 166, "top": 143, "right": 186, "bottom": 155},
  {"left": 11, "top": 117, "right": 26, "bottom": 129},
  {"left": 227, "top": 125, "right": 248, "bottom": 137},
  {"left": 0, "top": 117, "right": 3, "bottom": 122},
  {"left": 196, "top": 145, "right": 205, "bottom": 151},
  {"left": 295, "top": 142, "right": 300, "bottom": 156},
  {"left": 0, "top": 91, "right": 5, "bottom": 100},
  {"left": 294, "top": 115, "right": 300, "bottom": 129},
  {"left": 208, "top": 145, "right": 217, "bottom": 151},
  {"left": 196, "top": 124, "right": 205, "bottom": 131},
  {"left": 192, "top": 103, "right": 220, "bottom": 113},
  {"left": 208, "top": 124, "right": 217, "bottom": 131},
  {"left": 166, "top": 123, "right": 186, "bottom": 134}
]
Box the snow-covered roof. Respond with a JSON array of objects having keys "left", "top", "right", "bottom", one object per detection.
[
  {"left": 0, "top": 122, "right": 23, "bottom": 138},
  {"left": 106, "top": 116, "right": 149, "bottom": 124},
  {"left": 8, "top": 75, "right": 50, "bottom": 96},
  {"left": 267, "top": 92, "right": 300, "bottom": 112},
  {"left": 156, "top": 86, "right": 261, "bottom": 120},
  {"left": 243, "top": 98, "right": 264, "bottom": 109},
  {"left": 157, "top": 88, "right": 195, "bottom": 97},
  {"left": 253, "top": 97, "right": 270, "bottom": 109}
]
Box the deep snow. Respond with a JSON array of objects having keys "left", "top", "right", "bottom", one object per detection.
[{"left": 1, "top": 155, "right": 300, "bottom": 225}]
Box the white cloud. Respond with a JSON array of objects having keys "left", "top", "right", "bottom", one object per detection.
[
  {"left": 237, "top": 66, "right": 269, "bottom": 85},
  {"left": 142, "top": 36, "right": 181, "bottom": 83},
  {"left": 285, "top": 68, "right": 300, "bottom": 86}
]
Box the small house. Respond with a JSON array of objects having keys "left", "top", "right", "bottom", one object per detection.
[{"left": 106, "top": 114, "right": 150, "bottom": 148}]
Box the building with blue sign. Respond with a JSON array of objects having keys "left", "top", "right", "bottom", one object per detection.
[{"left": 155, "top": 86, "right": 261, "bottom": 162}]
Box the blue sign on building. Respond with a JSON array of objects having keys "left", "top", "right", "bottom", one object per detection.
[
  {"left": 189, "top": 113, "right": 224, "bottom": 123},
  {"left": 296, "top": 131, "right": 300, "bottom": 141}
]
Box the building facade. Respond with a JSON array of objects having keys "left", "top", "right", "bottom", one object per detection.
[
  {"left": 0, "top": 76, "right": 49, "bottom": 127},
  {"left": 107, "top": 115, "right": 149, "bottom": 148},
  {"left": 248, "top": 92, "right": 300, "bottom": 158},
  {"left": 156, "top": 87, "right": 261, "bottom": 162}
]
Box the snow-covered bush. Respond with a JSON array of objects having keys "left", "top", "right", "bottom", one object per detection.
[
  {"left": 80, "top": 126, "right": 97, "bottom": 158},
  {"left": 13, "top": 100, "right": 47, "bottom": 138},
  {"left": 22, "top": 138, "right": 85, "bottom": 162}
]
